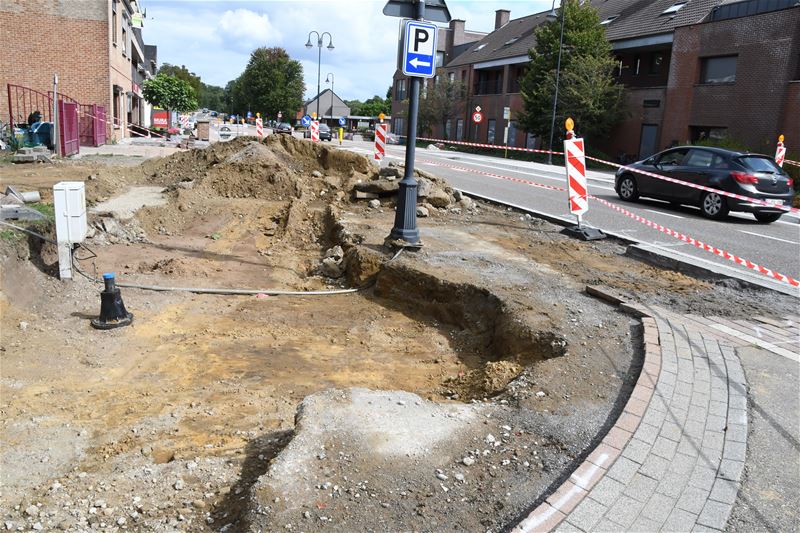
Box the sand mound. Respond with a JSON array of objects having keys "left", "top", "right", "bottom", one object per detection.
[{"left": 142, "top": 135, "right": 375, "bottom": 202}]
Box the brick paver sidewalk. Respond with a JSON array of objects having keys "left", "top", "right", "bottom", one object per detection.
[{"left": 513, "top": 295, "right": 798, "bottom": 533}]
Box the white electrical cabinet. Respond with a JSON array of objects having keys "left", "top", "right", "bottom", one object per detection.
[{"left": 53, "top": 181, "right": 87, "bottom": 279}]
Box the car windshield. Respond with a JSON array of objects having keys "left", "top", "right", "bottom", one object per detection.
[
  {"left": 279, "top": 123, "right": 291, "bottom": 129},
  {"left": 736, "top": 156, "right": 782, "bottom": 174},
  {"left": 319, "top": 124, "right": 330, "bottom": 131}
]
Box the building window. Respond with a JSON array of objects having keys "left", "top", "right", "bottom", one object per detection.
[
  {"left": 600, "top": 15, "right": 619, "bottom": 25},
  {"left": 122, "top": 24, "right": 128, "bottom": 56},
  {"left": 395, "top": 79, "right": 407, "bottom": 101},
  {"left": 507, "top": 121, "right": 517, "bottom": 147},
  {"left": 436, "top": 51, "right": 445, "bottom": 68},
  {"left": 445, "top": 120, "right": 452, "bottom": 139},
  {"left": 112, "top": 8, "right": 118, "bottom": 45},
  {"left": 456, "top": 119, "right": 464, "bottom": 141},
  {"left": 690, "top": 126, "right": 728, "bottom": 142},
  {"left": 649, "top": 52, "right": 664, "bottom": 75},
  {"left": 700, "top": 56, "right": 737, "bottom": 84},
  {"left": 634, "top": 56, "right": 641, "bottom": 76},
  {"left": 662, "top": 2, "right": 687, "bottom": 15},
  {"left": 448, "top": 72, "right": 455, "bottom": 83},
  {"left": 487, "top": 119, "right": 496, "bottom": 144},
  {"left": 394, "top": 117, "right": 406, "bottom": 136}
]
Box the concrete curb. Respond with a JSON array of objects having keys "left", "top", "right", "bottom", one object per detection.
[{"left": 511, "top": 287, "right": 660, "bottom": 532}]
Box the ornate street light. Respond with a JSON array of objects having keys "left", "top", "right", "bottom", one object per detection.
[{"left": 305, "top": 31, "right": 334, "bottom": 119}]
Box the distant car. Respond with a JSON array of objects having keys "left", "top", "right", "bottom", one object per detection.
[
  {"left": 303, "top": 123, "right": 332, "bottom": 141},
  {"left": 614, "top": 146, "right": 794, "bottom": 223},
  {"left": 274, "top": 122, "right": 293, "bottom": 135}
]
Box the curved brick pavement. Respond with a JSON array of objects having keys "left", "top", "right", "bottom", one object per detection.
[{"left": 509, "top": 293, "right": 800, "bottom": 533}]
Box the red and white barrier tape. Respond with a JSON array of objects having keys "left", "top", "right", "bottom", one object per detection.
[
  {"left": 402, "top": 135, "right": 560, "bottom": 156},
  {"left": 584, "top": 155, "right": 798, "bottom": 215},
  {"left": 415, "top": 156, "right": 799, "bottom": 289},
  {"left": 397, "top": 134, "right": 797, "bottom": 214},
  {"left": 785, "top": 159, "right": 800, "bottom": 168},
  {"left": 77, "top": 108, "right": 171, "bottom": 140}
]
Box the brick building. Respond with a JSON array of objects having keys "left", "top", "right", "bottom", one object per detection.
[
  {"left": 390, "top": 0, "right": 800, "bottom": 160},
  {"left": 0, "top": 0, "right": 157, "bottom": 141}
]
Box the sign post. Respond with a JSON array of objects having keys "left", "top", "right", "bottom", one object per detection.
[
  {"left": 386, "top": 1, "right": 442, "bottom": 247},
  {"left": 503, "top": 106, "right": 510, "bottom": 159},
  {"left": 560, "top": 118, "right": 605, "bottom": 241},
  {"left": 471, "top": 106, "right": 482, "bottom": 142},
  {"left": 256, "top": 112, "right": 263, "bottom": 138}
]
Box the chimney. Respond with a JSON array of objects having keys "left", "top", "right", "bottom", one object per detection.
[
  {"left": 495, "top": 9, "right": 510, "bottom": 30},
  {"left": 448, "top": 19, "right": 466, "bottom": 49}
]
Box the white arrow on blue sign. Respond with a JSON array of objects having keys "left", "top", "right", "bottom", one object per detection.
[
  {"left": 402, "top": 19, "right": 438, "bottom": 78},
  {"left": 338, "top": 117, "right": 346, "bottom": 126},
  {"left": 301, "top": 115, "right": 312, "bottom": 127}
]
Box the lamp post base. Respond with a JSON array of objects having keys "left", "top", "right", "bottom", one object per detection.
[{"left": 387, "top": 178, "right": 421, "bottom": 245}]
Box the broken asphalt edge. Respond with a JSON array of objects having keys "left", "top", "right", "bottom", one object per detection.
[
  {"left": 510, "top": 287, "right": 661, "bottom": 533},
  {"left": 456, "top": 190, "right": 798, "bottom": 299}
]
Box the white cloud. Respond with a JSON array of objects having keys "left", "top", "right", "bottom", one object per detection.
[{"left": 215, "top": 9, "right": 283, "bottom": 53}]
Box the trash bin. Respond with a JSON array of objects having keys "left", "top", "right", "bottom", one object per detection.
[{"left": 196, "top": 120, "right": 210, "bottom": 141}]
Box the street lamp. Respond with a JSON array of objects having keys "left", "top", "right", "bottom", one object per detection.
[
  {"left": 325, "top": 73, "right": 334, "bottom": 119},
  {"left": 305, "top": 31, "right": 334, "bottom": 120},
  {"left": 546, "top": 0, "right": 566, "bottom": 165}
]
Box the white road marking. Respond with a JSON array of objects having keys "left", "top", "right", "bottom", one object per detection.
[
  {"left": 710, "top": 324, "right": 799, "bottom": 362},
  {"left": 415, "top": 158, "right": 616, "bottom": 192},
  {"left": 645, "top": 209, "right": 684, "bottom": 219},
  {"left": 738, "top": 230, "right": 799, "bottom": 245}
]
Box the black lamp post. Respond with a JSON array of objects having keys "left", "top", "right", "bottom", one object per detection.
[
  {"left": 305, "top": 31, "right": 334, "bottom": 119},
  {"left": 325, "top": 72, "right": 334, "bottom": 119},
  {"left": 546, "top": 0, "right": 566, "bottom": 165}
]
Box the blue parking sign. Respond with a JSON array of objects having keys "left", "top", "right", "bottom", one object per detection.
[{"left": 402, "top": 20, "right": 437, "bottom": 78}]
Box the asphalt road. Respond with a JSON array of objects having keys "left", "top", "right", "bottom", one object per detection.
[{"left": 337, "top": 140, "right": 799, "bottom": 296}]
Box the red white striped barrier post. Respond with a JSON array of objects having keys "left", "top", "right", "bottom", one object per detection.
[
  {"left": 775, "top": 134, "right": 786, "bottom": 167},
  {"left": 374, "top": 123, "right": 387, "bottom": 161},
  {"left": 562, "top": 118, "right": 605, "bottom": 240},
  {"left": 256, "top": 114, "right": 263, "bottom": 138},
  {"left": 310, "top": 120, "right": 320, "bottom": 142}
]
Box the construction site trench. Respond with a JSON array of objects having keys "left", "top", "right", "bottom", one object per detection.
[{"left": 1, "top": 136, "right": 796, "bottom": 532}]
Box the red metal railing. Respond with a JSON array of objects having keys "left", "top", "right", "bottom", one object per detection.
[{"left": 7, "top": 84, "right": 53, "bottom": 128}]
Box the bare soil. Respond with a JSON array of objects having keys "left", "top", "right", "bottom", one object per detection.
[{"left": 1, "top": 137, "right": 795, "bottom": 532}]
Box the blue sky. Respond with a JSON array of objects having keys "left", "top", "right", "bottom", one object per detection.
[{"left": 141, "top": 0, "right": 551, "bottom": 102}]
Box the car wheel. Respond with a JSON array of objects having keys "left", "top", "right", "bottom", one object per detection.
[
  {"left": 700, "top": 192, "right": 729, "bottom": 219},
  {"left": 753, "top": 212, "right": 782, "bottom": 224},
  {"left": 617, "top": 175, "right": 639, "bottom": 201}
]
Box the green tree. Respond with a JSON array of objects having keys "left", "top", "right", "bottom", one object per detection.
[
  {"left": 142, "top": 73, "right": 198, "bottom": 113},
  {"left": 518, "top": 0, "right": 625, "bottom": 144},
  {"left": 230, "top": 47, "right": 304, "bottom": 120},
  {"left": 419, "top": 78, "right": 465, "bottom": 138},
  {"left": 360, "top": 95, "right": 391, "bottom": 117},
  {"left": 158, "top": 64, "right": 202, "bottom": 102},
  {"left": 199, "top": 82, "right": 225, "bottom": 111}
]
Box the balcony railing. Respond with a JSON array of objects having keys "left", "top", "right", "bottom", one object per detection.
[{"left": 473, "top": 79, "right": 503, "bottom": 95}]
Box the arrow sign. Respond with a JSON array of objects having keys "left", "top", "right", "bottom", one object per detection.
[
  {"left": 402, "top": 20, "right": 437, "bottom": 78},
  {"left": 409, "top": 57, "right": 431, "bottom": 68}
]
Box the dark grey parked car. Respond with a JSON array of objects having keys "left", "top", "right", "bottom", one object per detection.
[
  {"left": 614, "top": 146, "right": 794, "bottom": 223},
  {"left": 274, "top": 122, "right": 293, "bottom": 135}
]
